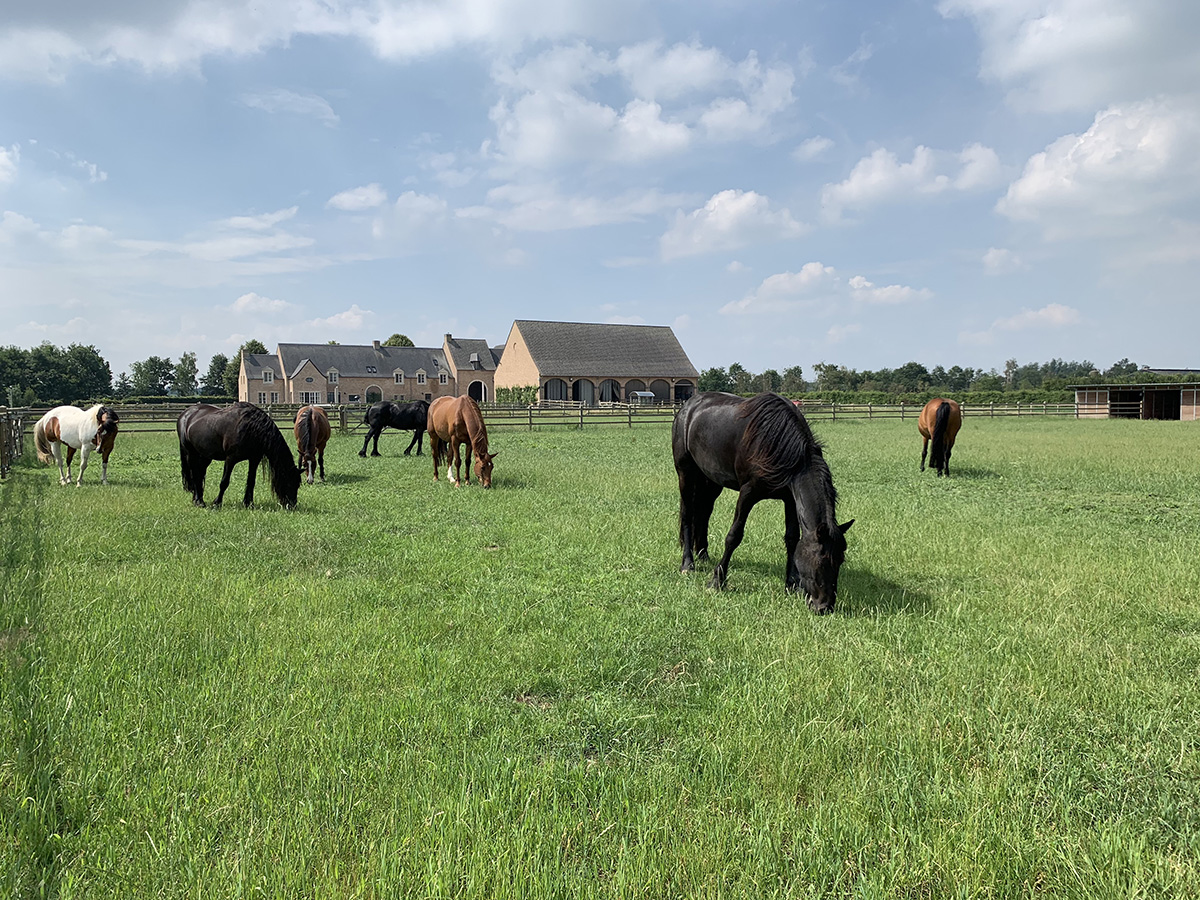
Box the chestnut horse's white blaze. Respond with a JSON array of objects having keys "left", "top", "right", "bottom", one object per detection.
[{"left": 33, "top": 404, "right": 120, "bottom": 486}]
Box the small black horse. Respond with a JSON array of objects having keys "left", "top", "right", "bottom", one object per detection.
[
  {"left": 178, "top": 402, "right": 300, "bottom": 508},
  {"left": 359, "top": 399, "right": 429, "bottom": 457},
  {"left": 673, "top": 392, "right": 853, "bottom": 613}
]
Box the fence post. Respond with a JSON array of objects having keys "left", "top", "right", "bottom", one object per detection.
[
  {"left": 528, "top": 407, "right": 533, "bottom": 431},
  {"left": 339, "top": 406, "right": 348, "bottom": 432},
  {"left": 579, "top": 406, "right": 584, "bottom": 429},
  {"left": 628, "top": 405, "right": 632, "bottom": 428},
  {"left": 1043, "top": 401, "right": 1047, "bottom": 415},
  {"left": 900, "top": 401, "right": 905, "bottom": 420},
  {"left": 868, "top": 403, "right": 873, "bottom": 419},
  {"left": 990, "top": 402, "right": 994, "bottom": 417},
  {"left": 832, "top": 402, "right": 836, "bottom": 422}
]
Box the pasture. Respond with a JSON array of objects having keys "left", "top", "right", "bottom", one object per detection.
[{"left": 3, "top": 417, "right": 1199, "bottom": 898}]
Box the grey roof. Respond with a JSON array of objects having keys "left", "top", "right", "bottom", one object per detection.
[
  {"left": 276, "top": 343, "right": 448, "bottom": 379},
  {"left": 513, "top": 320, "right": 698, "bottom": 379},
  {"left": 444, "top": 336, "right": 501, "bottom": 372},
  {"left": 242, "top": 352, "right": 276, "bottom": 376}
]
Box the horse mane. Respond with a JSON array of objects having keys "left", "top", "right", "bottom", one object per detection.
[
  {"left": 235, "top": 403, "right": 299, "bottom": 503},
  {"left": 740, "top": 393, "right": 836, "bottom": 510},
  {"left": 930, "top": 401, "right": 951, "bottom": 470},
  {"left": 462, "top": 398, "right": 490, "bottom": 456}
]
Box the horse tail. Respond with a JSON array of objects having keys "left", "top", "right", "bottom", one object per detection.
[
  {"left": 930, "top": 401, "right": 951, "bottom": 470},
  {"left": 297, "top": 407, "right": 313, "bottom": 455},
  {"left": 34, "top": 416, "right": 55, "bottom": 464}
]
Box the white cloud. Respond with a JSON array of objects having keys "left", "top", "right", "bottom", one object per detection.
[
  {"left": 0, "top": 145, "right": 18, "bottom": 184},
  {"left": 0, "top": 210, "right": 38, "bottom": 239},
  {"left": 230, "top": 291, "right": 293, "bottom": 314},
  {"left": 223, "top": 207, "right": 298, "bottom": 230},
  {"left": 827, "top": 323, "right": 861, "bottom": 343},
  {"left": 660, "top": 189, "right": 807, "bottom": 261},
  {"left": 719, "top": 262, "right": 838, "bottom": 314},
  {"left": 997, "top": 98, "right": 1200, "bottom": 238},
  {"left": 982, "top": 247, "right": 1024, "bottom": 274},
  {"left": 793, "top": 136, "right": 833, "bottom": 162},
  {"left": 242, "top": 88, "right": 339, "bottom": 126},
  {"left": 848, "top": 275, "right": 933, "bottom": 305},
  {"left": 371, "top": 191, "right": 450, "bottom": 240},
  {"left": 307, "top": 304, "right": 373, "bottom": 331},
  {"left": 475, "top": 182, "right": 689, "bottom": 232},
  {"left": 939, "top": 0, "right": 1200, "bottom": 113},
  {"left": 960, "top": 302, "right": 1082, "bottom": 344},
  {"left": 726, "top": 260, "right": 747, "bottom": 273},
  {"left": 327, "top": 183, "right": 387, "bottom": 211},
  {"left": 821, "top": 143, "right": 1003, "bottom": 222}
]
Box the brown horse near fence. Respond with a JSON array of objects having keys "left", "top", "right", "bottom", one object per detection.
[
  {"left": 918, "top": 398, "right": 962, "bottom": 477},
  {"left": 294, "top": 405, "right": 331, "bottom": 484},
  {"left": 428, "top": 395, "right": 497, "bottom": 488}
]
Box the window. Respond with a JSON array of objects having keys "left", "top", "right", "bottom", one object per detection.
[
  {"left": 327, "top": 370, "right": 338, "bottom": 384},
  {"left": 262, "top": 369, "right": 274, "bottom": 384},
  {"left": 424, "top": 393, "right": 432, "bottom": 401},
  {"left": 257, "top": 392, "right": 267, "bottom": 405},
  {"left": 394, "top": 372, "right": 404, "bottom": 385},
  {"left": 417, "top": 372, "right": 426, "bottom": 385},
  {"left": 365, "top": 365, "right": 377, "bottom": 373},
  {"left": 439, "top": 372, "right": 448, "bottom": 385},
  {"left": 270, "top": 392, "right": 279, "bottom": 404},
  {"left": 327, "top": 391, "right": 337, "bottom": 404},
  {"left": 300, "top": 391, "right": 319, "bottom": 404}
]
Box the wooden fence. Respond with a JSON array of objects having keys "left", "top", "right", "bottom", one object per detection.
[
  {"left": 8, "top": 400, "right": 1122, "bottom": 444},
  {"left": 1, "top": 407, "right": 27, "bottom": 479}
]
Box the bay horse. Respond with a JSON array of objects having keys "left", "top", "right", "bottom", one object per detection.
[
  {"left": 177, "top": 402, "right": 300, "bottom": 508},
  {"left": 918, "top": 398, "right": 963, "bottom": 477},
  {"left": 673, "top": 391, "right": 853, "bottom": 613},
  {"left": 359, "top": 399, "right": 428, "bottom": 457},
  {"left": 428, "top": 395, "right": 496, "bottom": 488},
  {"left": 294, "top": 405, "right": 331, "bottom": 484},
  {"left": 34, "top": 404, "right": 120, "bottom": 486}
]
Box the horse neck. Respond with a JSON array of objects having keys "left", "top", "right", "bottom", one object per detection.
[
  {"left": 462, "top": 404, "right": 489, "bottom": 454},
  {"left": 790, "top": 459, "right": 837, "bottom": 533}
]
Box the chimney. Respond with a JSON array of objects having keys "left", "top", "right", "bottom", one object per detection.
[{"left": 372, "top": 340, "right": 381, "bottom": 351}]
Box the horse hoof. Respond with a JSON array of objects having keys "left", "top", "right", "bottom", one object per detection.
[
  {"left": 371, "top": 451, "right": 381, "bottom": 457},
  {"left": 358, "top": 451, "right": 366, "bottom": 458}
]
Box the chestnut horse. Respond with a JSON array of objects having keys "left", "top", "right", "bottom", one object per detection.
[
  {"left": 294, "top": 405, "right": 331, "bottom": 484},
  {"left": 673, "top": 392, "right": 852, "bottom": 613},
  {"left": 428, "top": 395, "right": 497, "bottom": 488},
  {"left": 34, "top": 404, "right": 120, "bottom": 486},
  {"left": 918, "top": 398, "right": 963, "bottom": 477}
]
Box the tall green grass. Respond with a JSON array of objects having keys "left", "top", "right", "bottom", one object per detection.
[{"left": 3, "top": 418, "right": 1199, "bottom": 898}]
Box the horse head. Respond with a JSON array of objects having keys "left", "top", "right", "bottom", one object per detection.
[
  {"left": 475, "top": 450, "right": 497, "bottom": 489},
  {"left": 95, "top": 406, "right": 120, "bottom": 443},
  {"left": 790, "top": 519, "right": 853, "bottom": 614}
]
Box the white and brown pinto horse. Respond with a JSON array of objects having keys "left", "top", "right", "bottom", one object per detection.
[
  {"left": 34, "top": 404, "right": 120, "bottom": 486},
  {"left": 428, "top": 395, "right": 497, "bottom": 488}
]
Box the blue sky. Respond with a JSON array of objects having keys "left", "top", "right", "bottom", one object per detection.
[{"left": 2, "top": 0, "right": 1198, "bottom": 378}]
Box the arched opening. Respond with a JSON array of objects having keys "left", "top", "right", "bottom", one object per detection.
[
  {"left": 572, "top": 379, "right": 597, "bottom": 406},
  {"left": 366, "top": 385, "right": 383, "bottom": 403},
  {"left": 598, "top": 379, "right": 621, "bottom": 403},
  {"left": 650, "top": 379, "right": 670, "bottom": 402},
  {"left": 624, "top": 379, "right": 646, "bottom": 400},
  {"left": 674, "top": 380, "right": 695, "bottom": 402},
  {"left": 543, "top": 378, "right": 568, "bottom": 401},
  {"left": 469, "top": 381, "right": 487, "bottom": 402}
]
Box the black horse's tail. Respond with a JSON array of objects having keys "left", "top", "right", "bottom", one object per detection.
[
  {"left": 930, "top": 401, "right": 951, "bottom": 470},
  {"left": 179, "top": 419, "right": 199, "bottom": 494}
]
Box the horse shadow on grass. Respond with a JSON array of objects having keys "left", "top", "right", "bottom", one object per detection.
[{"left": 322, "top": 472, "right": 371, "bottom": 485}]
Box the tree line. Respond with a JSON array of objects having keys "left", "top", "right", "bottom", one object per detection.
[
  {"left": 2, "top": 334, "right": 417, "bottom": 406},
  {"left": 697, "top": 357, "right": 1184, "bottom": 397}
]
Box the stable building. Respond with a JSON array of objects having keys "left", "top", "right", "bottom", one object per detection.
[
  {"left": 1072, "top": 383, "right": 1200, "bottom": 420},
  {"left": 493, "top": 319, "right": 699, "bottom": 405}
]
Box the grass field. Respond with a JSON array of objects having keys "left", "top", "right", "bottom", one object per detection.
[{"left": 3, "top": 416, "right": 1199, "bottom": 898}]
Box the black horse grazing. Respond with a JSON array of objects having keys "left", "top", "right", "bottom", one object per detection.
[
  {"left": 673, "top": 392, "right": 853, "bottom": 613},
  {"left": 178, "top": 402, "right": 300, "bottom": 508},
  {"left": 359, "top": 400, "right": 429, "bottom": 457}
]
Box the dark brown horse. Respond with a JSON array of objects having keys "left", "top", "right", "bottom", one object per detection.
[
  {"left": 428, "top": 395, "right": 497, "bottom": 488},
  {"left": 918, "top": 398, "right": 963, "bottom": 477},
  {"left": 673, "top": 391, "right": 852, "bottom": 613},
  {"left": 294, "top": 405, "right": 331, "bottom": 484},
  {"left": 178, "top": 402, "right": 300, "bottom": 508}
]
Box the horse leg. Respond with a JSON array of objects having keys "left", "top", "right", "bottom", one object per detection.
[
  {"left": 920, "top": 435, "right": 928, "bottom": 472},
  {"left": 462, "top": 440, "right": 473, "bottom": 485},
  {"left": 213, "top": 460, "right": 238, "bottom": 508},
  {"left": 371, "top": 428, "right": 382, "bottom": 456},
  {"left": 100, "top": 447, "right": 111, "bottom": 485},
  {"left": 677, "top": 470, "right": 697, "bottom": 572},
  {"left": 358, "top": 427, "right": 371, "bottom": 457},
  {"left": 75, "top": 446, "right": 91, "bottom": 486},
  {"left": 783, "top": 494, "right": 801, "bottom": 592},
  {"left": 59, "top": 444, "right": 71, "bottom": 485},
  {"left": 942, "top": 443, "right": 951, "bottom": 478},
  {"left": 430, "top": 435, "right": 441, "bottom": 481},
  {"left": 243, "top": 456, "right": 260, "bottom": 507},
  {"left": 404, "top": 429, "right": 418, "bottom": 456},
  {"left": 450, "top": 441, "right": 463, "bottom": 486},
  {"left": 692, "top": 480, "right": 722, "bottom": 563},
  {"left": 711, "top": 486, "right": 760, "bottom": 590},
  {"left": 414, "top": 428, "right": 424, "bottom": 456},
  {"left": 318, "top": 447, "right": 326, "bottom": 482},
  {"left": 192, "top": 459, "right": 211, "bottom": 506}
]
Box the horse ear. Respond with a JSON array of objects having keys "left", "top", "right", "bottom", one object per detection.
[
  {"left": 488, "top": 451, "right": 498, "bottom": 459},
  {"left": 839, "top": 519, "right": 854, "bottom": 534}
]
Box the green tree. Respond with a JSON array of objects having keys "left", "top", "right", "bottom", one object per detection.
[
  {"left": 172, "top": 352, "right": 199, "bottom": 396},
  {"left": 757, "top": 368, "right": 782, "bottom": 392},
  {"left": 201, "top": 354, "right": 229, "bottom": 395},
  {"left": 112, "top": 371, "right": 133, "bottom": 399},
  {"left": 129, "top": 356, "right": 174, "bottom": 396},
  {"left": 892, "top": 361, "right": 929, "bottom": 393},
  {"left": 697, "top": 367, "right": 733, "bottom": 392},
  {"left": 1104, "top": 358, "right": 1139, "bottom": 378},
  {"left": 727, "top": 362, "right": 753, "bottom": 394},
  {"left": 383, "top": 333, "right": 415, "bottom": 347},
  {"left": 781, "top": 365, "right": 805, "bottom": 393}
]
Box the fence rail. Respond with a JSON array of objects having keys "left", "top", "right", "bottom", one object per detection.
[
  {"left": 9, "top": 399, "right": 1150, "bottom": 444},
  {"left": 1, "top": 407, "right": 27, "bottom": 478}
]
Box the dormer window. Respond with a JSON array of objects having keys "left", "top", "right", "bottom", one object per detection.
[
  {"left": 262, "top": 369, "right": 274, "bottom": 384},
  {"left": 417, "top": 370, "right": 427, "bottom": 385},
  {"left": 327, "top": 370, "right": 339, "bottom": 384},
  {"left": 365, "top": 365, "right": 378, "bottom": 374},
  {"left": 439, "top": 373, "right": 448, "bottom": 385},
  {"left": 394, "top": 372, "right": 404, "bottom": 385}
]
